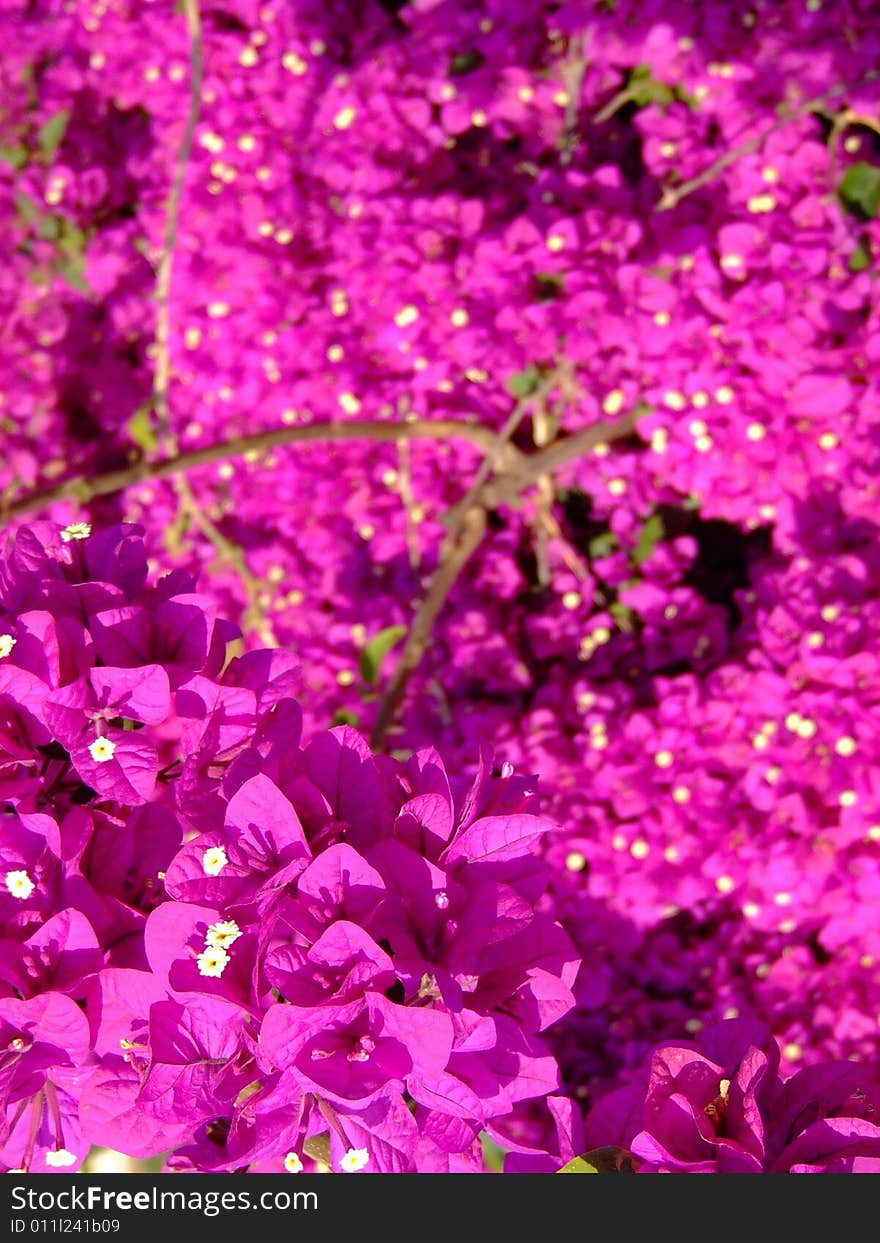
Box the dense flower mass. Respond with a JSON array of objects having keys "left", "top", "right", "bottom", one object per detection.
[
  {"left": 0, "top": 522, "right": 579, "bottom": 1172},
  {"left": 1, "top": 0, "right": 880, "bottom": 1173}
]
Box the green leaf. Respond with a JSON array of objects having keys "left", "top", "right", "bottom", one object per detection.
[
  {"left": 14, "top": 190, "right": 41, "bottom": 224},
  {"left": 839, "top": 162, "right": 880, "bottom": 220},
  {"left": 674, "top": 84, "right": 702, "bottom": 111},
  {"left": 533, "top": 272, "right": 565, "bottom": 302},
  {"left": 57, "top": 219, "right": 88, "bottom": 257},
  {"left": 36, "top": 214, "right": 59, "bottom": 241},
  {"left": 479, "top": 1132, "right": 507, "bottom": 1173},
  {"left": 849, "top": 240, "right": 872, "bottom": 272},
  {"left": 127, "top": 404, "right": 158, "bottom": 454},
  {"left": 557, "top": 1156, "right": 599, "bottom": 1174},
  {"left": 358, "top": 624, "right": 407, "bottom": 686},
  {"left": 587, "top": 531, "right": 617, "bottom": 560},
  {"left": 633, "top": 512, "right": 666, "bottom": 565},
  {"left": 54, "top": 218, "right": 91, "bottom": 293},
  {"left": 38, "top": 109, "right": 70, "bottom": 162},
  {"left": 57, "top": 259, "right": 91, "bottom": 293},
  {"left": 506, "top": 364, "right": 542, "bottom": 399},
  {"left": 449, "top": 49, "right": 484, "bottom": 77},
  {"left": 0, "top": 145, "right": 28, "bottom": 170},
  {"left": 331, "top": 707, "right": 360, "bottom": 727},
  {"left": 628, "top": 64, "right": 674, "bottom": 107}
]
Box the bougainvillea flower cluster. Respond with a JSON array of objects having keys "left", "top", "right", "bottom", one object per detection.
[
  {"left": 82, "top": 726, "right": 582, "bottom": 1173},
  {"left": 0, "top": 521, "right": 582, "bottom": 1172}
]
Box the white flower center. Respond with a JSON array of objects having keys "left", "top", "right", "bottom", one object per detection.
[
  {"left": 196, "top": 946, "right": 230, "bottom": 977},
  {"left": 340, "top": 1147, "right": 369, "bottom": 1173},
  {"left": 0, "top": 635, "right": 15, "bottom": 659},
  {"left": 205, "top": 919, "right": 242, "bottom": 948},
  {"left": 60, "top": 522, "right": 92, "bottom": 542},
  {"left": 5, "top": 870, "right": 35, "bottom": 900},
  {"left": 45, "top": 1149, "right": 77, "bottom": 1168},
  {"left": 283, "top": 1152, "right": 303, "bottom": 1173},
  {"left": 202, "top": 846, "right": 229, "bottom": 877},
  {"left": 88, "top": 736, "right": 116, "bottom": 763}
]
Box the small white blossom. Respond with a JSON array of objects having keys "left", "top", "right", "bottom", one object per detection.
[
  {"left": 45, "top": 1149, "right": 77, "bottom": 1168},
  {"left": 340, "top": 1147, "right": 369, "bottom": 1173},
  {"left": 0, "top": 635, "right": 15, "bottom": 659},
  {"left": 205, "top": 920, "right": 242, "bottom": 949},
  {"left": 202, "top": 846, "right": 229, "bottom": 877},
  {"left": 60, "top": 522, "right": 92, "bottom": 542},
  {"left": 5, "top": 870, "right": 35, "bottom": 901},
  {"left": 393, "top": 304, "right": 419, "bottom": 328},
  {"left": 197, "top": 946, "right": 230, "bottom": 977},
  {"left": 283, "top": 1152, "right": 304, "bottom": 1173},
  {"left": 333, "top": 106, "right": 357, "bottom": 130},
  {"left": 88, "top": 737, "right": 116, "bottom": 763}
]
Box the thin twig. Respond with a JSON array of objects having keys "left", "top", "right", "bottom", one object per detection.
[
  {"left": 149, "top": 1, "right": 278, "bottom": 640},
  {"left": 440, "top": 371, "right": 558, "bottom": 537},
  {"left": 370, "top": 403, "right": 643, "bottom": 746},
  {"left": 657, "top": 71, "right": 880, "bottom": 212},
  {"left": 153, "top": 0, "right": 203, "bottom": 449},
  {"left": 369, "top": 506, "right": 488, "bottom": 748},
  {"left": 530, "top": 365, "right": 591, "bottom": 581},
  {"left": 559, "top": 34, "right": 589, "bottom": 166},
  {"left": 592, "top": 85, "right": 636, "bottom": 127},
  {"left": 1, "top": 418, "right": 520, "bottom": 523},
  {"left": 538, "top": 503, "right": 591, "bottom": 581},
  {"left": 483, "top": 403, "right": 641, "bottom": 499},
  {"left": 175, "top": 474, "right": 277, "bottom": 646},
  {"left": 375, "top": 373, "right": 560, "bottom": 744},
  {"left": 3, "top": 404, "right": 637, "bottom": 529}
]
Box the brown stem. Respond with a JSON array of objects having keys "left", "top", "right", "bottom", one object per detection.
[
  {"left": 1, "top": 418, "right": 517, "bottom": 523},
  {"left": 369, "top": 505, "right": 488, "bottom": 749},
  {"left": 153, "top": 0, "right": 203, "bottom": 449},
  {"left": 559, "top": 34, "right": 589, "bottom": 166},
  {"left": 370, "top": 404, "right": 643, "bottom": 747},
  {"left": 440, "top": 372, "right": 556, "bottom": 536},
  {"left": 481, "top": 403, "right": 641, "bottom": 503}
]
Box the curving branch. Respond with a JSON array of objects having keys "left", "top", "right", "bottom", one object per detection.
[
  {"left": 370, "top": 401, "right": 643, "bottom": 747},
  {"left": 0, "top": 417, "right": 522, "bottom": 524},
  {"left": 153, "top": 0, "right": 203, "bottom": 449},
  {"left": 370, "top": 506, "right": 488, "bottom": 749}
]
